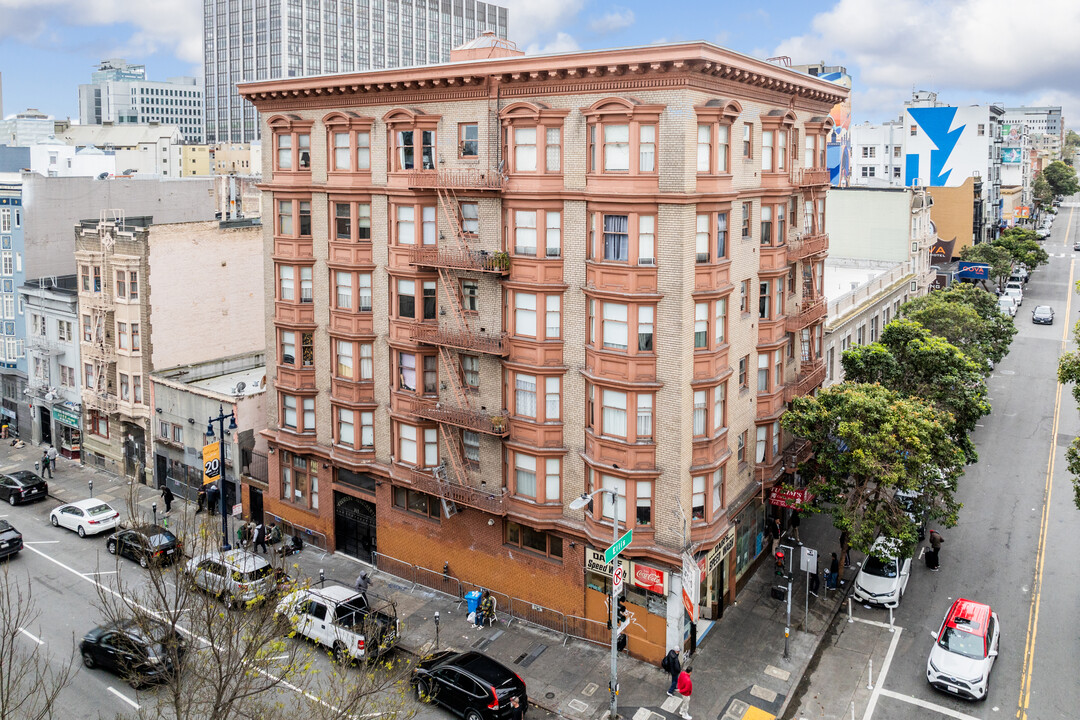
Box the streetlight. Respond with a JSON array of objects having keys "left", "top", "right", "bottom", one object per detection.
[
  {"left": 205, "top": 404, "right": 238, "bottom": 551},
  {"left": 570, "top": 488, "right": 621, "bottom": 720}
]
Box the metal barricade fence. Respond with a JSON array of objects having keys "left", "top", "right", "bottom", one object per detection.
[
  {"left": 459, "top": 582, "right": 511, "bottom": 622},
  {"left": 564, "top": 615, "right": 611, "bottom": 647},
  {"left": 373, "top": 552, "right": 417, "bottom": 587},
  {"left": 413, "top": 564, "right": 464, "bottom": 601},
  {"left": 508, "top": 597, "right": 567, "bottom": 636}
]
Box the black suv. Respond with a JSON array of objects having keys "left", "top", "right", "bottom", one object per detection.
[
  {"left": 80, "top": 619, "right": 186, "bottom": 688},
  {"left": 0, "top": 519, "right": 22, "bottom": 559},
  {"left": 0, "top": 471, "right": 47, "bottom": 506},
  {"left": 106, "top": 525, "right": 183, "bottom": 568},
  {"left": 413, "top": 650, "right": 528, "bottom": 720}
]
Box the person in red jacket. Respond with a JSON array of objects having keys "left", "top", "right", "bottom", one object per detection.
[{"left": 676, "top": 667, "right": 693, "bottom": 719}]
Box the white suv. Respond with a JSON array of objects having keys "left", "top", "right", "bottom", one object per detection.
[{"left": 927, "top": 598, "right": 1000, "bottom": 701}]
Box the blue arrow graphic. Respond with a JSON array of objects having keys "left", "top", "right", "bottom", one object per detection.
[{"left": 908, "top": 107, "right": 965, "bottom": 186}]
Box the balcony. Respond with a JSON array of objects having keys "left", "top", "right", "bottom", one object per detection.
[
  {"left": 787, "top": 232, "right": 829, "bottom": 262},
  {"left": 784, "top": 438, "right": 813, "bottom": 472},
  {"left": 793, "top": 167, "right": 831, "bottom": 187},
  {"left": 413, "top": 324, "right": 508, "bottom": 356},
  {"left": 82, "top": 343, "right": 117, "bottom": 362},
  {"left": 397, "top": 464, "right": 508, "bottom": 515},
  {"left": 784, "top": 360, "right": 827, "bottom": 403},
  {"left": 755, "top": 438, "right": 813, "bottom": 484},
  {"left": 410, "top": 246, "right": 509, "bottom": 275},
  {"left": 754, "top": 454, "right": 785, "bottom": 485},
  {"left": 413, "top": 402, "right": 510, "bottom": 437},
  {"left": 84, "top": 393, "right": 118, "bottom": 414},
  {"left": 406, "top": 168, "right": 506, "bottom": 191},
  {"left": 29, "top": 337, "right": 64, "bottom": 356},
  {"left": 785, "top": 297, "right": 827, "bottom": 332}
]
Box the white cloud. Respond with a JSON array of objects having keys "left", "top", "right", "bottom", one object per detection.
[
  {"left": 773, "top": 0, "right": 1080, "bottom": 124},
  {"left": 588, "top": 7, "right": 636, "bottom": 35},
  {"left": 526, "top": 32, "right": 580, "bottom": 56},
  {"left": 500, "top": 0, "right": 583, "bottom": 50}
]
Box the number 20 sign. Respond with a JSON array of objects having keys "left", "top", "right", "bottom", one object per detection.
[{"left": 202, "top": 442, "right": 221, "bottom": 485}]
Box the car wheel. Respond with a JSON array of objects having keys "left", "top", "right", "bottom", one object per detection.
[
  {"left": 82, "top": 651, "right": 95, "bottom": 669},
  {"left": 7, "top": 494, "right": 15, "bottom": 507},
  {"left": 50, "top": 515, "right": 58, "bottom": 527},
  {"left": 139, "top": 554, "right": 148, "bottom": 569},
  {"left": 332, "top": 642, "right": 349, "bottom": 666},
  {"left": 465, "top": 710, "right": 483, "bottom": 720},
  {"left": 77, "top": 526, "right": 86, "bottom": 538},
  {"left": 107, "top": 540, "right": 117, "bottom": 555},
  {"left": 415, "top": 679, "right": 431, "bottom": 703}
]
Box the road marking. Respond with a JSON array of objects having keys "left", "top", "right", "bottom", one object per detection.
[
  {"left": 22, "top": 541, "right": 59, "bottom": 545},
  {"left": 17, "top": 627, "right": 43, "bottom": 645},
  {"left": 850, "top": 616, "right": 899, "bottom": 631},
  {"left": 861, "top": 626, "right": 902, "bottom": 720},
  {"left": 877, "top": 688, "right": 981, "bottom": 720},
  {"left": 106, "top": 687, "right": 140, "bottom": 710},
  {"left": 1016, "top": 240, "right": 1074, "bottom": 720},
  {"left": 84, "top": 570, "right": 118, "bottom": 576}
]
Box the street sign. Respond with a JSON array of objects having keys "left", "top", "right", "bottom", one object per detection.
[
  {"left": 604, "top": 529, "right": 634, "bottom": 564},
  {"left": 799, "top": 546, "right": 818, "bottom": 574},
  {"left": 612, "top": 565, "right": 624, "bottom": 596},
  {"left": 232, "top": 503, "right": 243, "bottom": 517}
]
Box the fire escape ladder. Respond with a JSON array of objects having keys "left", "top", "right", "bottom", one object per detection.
[
  {"left": 437, "top": 425, "right": 470, "bottom": 486},
  {"left": 437, "top": 345, "right": 473, "bottom": 411},
  {"left": 436, "top": 185, "right": 467, "bottom": 253},
  {"left": 437, "top": 267, "right": 470, "bottom": 337}
]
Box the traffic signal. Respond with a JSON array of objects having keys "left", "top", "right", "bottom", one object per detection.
[
  {"left": 617, "top": 597, "right": 628, "bottom": 624},
  {"left": 775, "top": 550, "right": 786, "bottom": 576}
]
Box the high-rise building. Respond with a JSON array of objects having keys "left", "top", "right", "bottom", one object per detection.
[
  {"left": 239, "top": 40, "right": 843, "bottom": 661},
  {"left": 1003, "top": 106, "right": 1064, "bottom": 158},
  {"left": 202, "top": 0, "right": 509, "bottom": 144},
  {"left": 77, "top": 59, "right": 205, "bottom": 144}
]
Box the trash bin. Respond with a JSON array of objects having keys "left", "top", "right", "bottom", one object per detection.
[{"left": 465, "top": 590, "right": 482, "bottom": 616}]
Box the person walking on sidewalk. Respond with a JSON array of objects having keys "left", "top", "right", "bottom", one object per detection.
[
  {"left": 827, "top": 552, "right": 840, "bottom": 589},
  {"left": 508, "top": 696, "right": 524, "bottom": 720},
  {"left": 253, "top": 522, "right": 268, "bottom": 554},
  {"left": 40, "top": 451, "right": 52, "bottom": 479},
  {"left": 675, "top": 667, "right": 693, "bottom": 720},
  {"left": 47, "top": 445, "right": 58, "bottom": 472},
  {"left": 662, "top": 648, "right": 682, "bottom": 697},
  {"left": 928, "top": 529, "right": 943, "bottom": 571},
  {"left": 160, "top": 484, "right": 174, "bottom": 514},
  {"left": 195, "top": 486, "right": 206, "bottom": 514},
  {"left": 789, "top": 510, "right": 802, "bottom": 544}
]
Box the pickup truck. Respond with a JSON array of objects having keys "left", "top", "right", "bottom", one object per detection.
[{"left": 276, "top": 584, "right": 399, "bottom": 664}]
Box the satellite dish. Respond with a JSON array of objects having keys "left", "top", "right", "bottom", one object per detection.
[{"left": 233, "top": 381, "right": 246, "bottom": 395}]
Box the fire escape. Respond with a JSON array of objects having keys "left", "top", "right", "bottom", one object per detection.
[
  {"left": 405, "top": 169, "right": 510, "bottom": 514},
  {"left": 82, "top": 212, "right": 120, "bottom": 415}
]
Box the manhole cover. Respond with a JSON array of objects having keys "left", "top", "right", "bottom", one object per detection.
[{"left": 545, "top": 692, "right": 555, "bottom": 699}]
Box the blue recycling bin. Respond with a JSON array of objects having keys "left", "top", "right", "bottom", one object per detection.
[{"left": 465, "top": 590, "right": 482, "bottom": 616}]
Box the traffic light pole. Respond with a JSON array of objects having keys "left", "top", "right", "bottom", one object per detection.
[
  {"left": 610, "top": 503, "right": 619, "bottom": 720},
  {"left": 776, "top": 543, "right": 794, "bottom": 659}
]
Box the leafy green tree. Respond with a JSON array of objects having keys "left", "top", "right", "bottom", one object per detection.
[
  {"left": 781, "top": 382, "right": 966, "bottom": 556},
  {"left": 994, "top": 230, "right": 1049, "bottom": 271},
  {"left": 900, "top": 283, "right": 1017, "bottom": 368},
  {"left": 1065, "top": 129, "right": 1080, "bottom": 157},
  {"left": 1033, "top": 172, "right": 1054, "bottom": 207},
  {"left": 1058, "top": 350, "right": 1080, "bottom": 509},
  {"left": 842, "top": 319, "right": 990, "bottom": 462},
  {"left": 959, "top": 243, "right": 1013, "bottom": 291},
  {"left": 1042, "top": 160, "right": 1080, "bottom": 197}
]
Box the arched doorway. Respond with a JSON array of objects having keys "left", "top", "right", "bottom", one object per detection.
[{"left": 334, "top": 492, "right": 376, "bottom": 563}]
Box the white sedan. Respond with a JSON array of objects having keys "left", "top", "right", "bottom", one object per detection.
[{"left": 50, "top": 499, "right": 121, "bottom": 537}]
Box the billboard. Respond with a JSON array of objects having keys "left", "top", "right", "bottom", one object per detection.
[
  {"left": 202, "top": 441, "right": 221, "bottom": 485},
  {"left": 956, "top": 262, "right": 992, "bottom": 280},
  {"left": 1001, "top": 147, "right": 1022, "bottom": 164},
  {"left": 905, "top": 106, "right": 993, "bottom": 187}
]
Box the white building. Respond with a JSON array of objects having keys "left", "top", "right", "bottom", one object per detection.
[
  {"left": 59, "top": 123, "right": 182, "bottom": 177},
  {"left": 1003, "top": 106, "right": 1063, "bottom": 159},
  {"left": 203, "top": 0, "right": 510, "bottom": 143},
  {"left": 78, "top": 59, "right": 204, "bottom": 144},
  {"left": 848, "top": 120, "right": 905, "bottom": 185},
  {"left": 0, "top": 109, "right": 55, "bottom": 147},
  {"left": 21, "top": 275, "right": 82, "bottom": 455},
  {"left": 28, "top": 140, "right": 117, "bottom": 178}
]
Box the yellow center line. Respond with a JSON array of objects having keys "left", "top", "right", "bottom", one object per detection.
[{"left": 1017, "top": 205, "right": 1074, "bottom": 719}]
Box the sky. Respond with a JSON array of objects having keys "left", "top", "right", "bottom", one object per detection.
[{"left": 0, "top": 0, "right": 1078, "bottom": 129}]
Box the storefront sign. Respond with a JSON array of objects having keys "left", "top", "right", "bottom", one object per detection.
[
  {"left": 681, "top": 552, "right": 699, "bottom": 621},
  {"left": 0, "top": 407, "right": 14, "bottom": 420},
  {"left": 706, "top": 527, "right": 737, "bottom": 575},
  {"left": 201, "top": 442, "right": 221, "bottom": 485},
  {"left": 631, "top": 562, "right": 667, "bottom": 595},
  {"left": 52, "top": 407, "right": 80, "bottom": 428},
  {"left": 585, "top": 547, "right": 630, "bottom": 577},
  {"left": 769, "top": 487, "right": 814, "bottom": 509}
]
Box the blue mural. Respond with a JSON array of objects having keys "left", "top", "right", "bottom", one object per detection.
[{"left": 905, "top": 107, "right": 966, "bottom": 187}]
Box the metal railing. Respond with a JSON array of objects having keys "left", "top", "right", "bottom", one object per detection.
[
  {"left": 243, "top": 451, "right": 268, "bottom": 484},
  {"left": 409, "top": 246, "right": 510, "bottom": 274},
  {"left": 413, "top": 324, "right": 508, "bottom": 356},
  {"left": 785, "top": 297, "right": 827, "bottom": 332},
  {"left": 784, "top": 361, "right": 827, "bottom": 403},
  {"left": 413, "top": 402, "right": 511, "bottom": 437},
  {"left": 406, "top": 168, "right": 506, "bottom": 190},
  {"left": 396, "top": 464, "right": 509, "bottom": 515},
  {"left": 793, "top": 167, "right": 830, "bottom": 186},
  {"left": 787, "top": 232, "right": 829, "bottom": 261}
]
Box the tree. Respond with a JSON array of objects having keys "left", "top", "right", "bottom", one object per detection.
[
  {"left": 0, "top": 566, "right": 76, "bottom": 720},
  {"left": 1065, "top": 129, "right": 1080, "bottom": 157},
  {"left": 1033, "top": 172, "right": 1054, "bottom": 207},
  {"left": 900, "top": 283, "right": 1017, "bottom": 367},
  {"left": 994, "top": 229, "right": 1049, "bottom": 271},
  {"left": 842, "top": 319, "right": 990, "bottom": 462},
  {"left": 958, "top": 243, "right": 1013, "bottom": 292},
  {"left": 1058, "top": 348, "right": 1080, "bottom": 510},
  {"left": 1042, "top": 160, "right": 1080, "bottom": 197},
  {"left": 781, "top": 383, "right": 966, "bottom": 556}
]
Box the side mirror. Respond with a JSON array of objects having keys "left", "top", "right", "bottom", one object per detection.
[
  {"left": 988, "top": 649, "right": 998, "bottom": 658},
  {"left": 930, "top": 630, "right": 939, "bottom": 640}
]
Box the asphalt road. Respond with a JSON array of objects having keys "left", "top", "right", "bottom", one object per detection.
[{"left": 788, "top": 202, "right": 1080, "bottom": 720}]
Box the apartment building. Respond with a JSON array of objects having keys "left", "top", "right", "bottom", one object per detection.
[{"left": 240, "top": 40, "right": 843, "bottom": 660}]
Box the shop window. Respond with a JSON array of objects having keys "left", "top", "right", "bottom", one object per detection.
[
  {"left": 393, "top": 486, "right": 440, "bottom": 520},
  {"left": 506, "top": 521, "right": 563, "bottom": 559}
]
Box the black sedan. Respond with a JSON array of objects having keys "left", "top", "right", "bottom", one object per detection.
[
  {"left": 1032, "top": 305, "right": 1055, "bottom": 325},
  {"left": 413, "top": 650, "right": 527, "bottom": 720},
  {"left": 106, "top": 525, "right": 183, "bottom": 568},
  {"left": 0, "top": 519, "right": 22, "bottom": 559},
  {"left": 0, "top": 471, "right": 48, "bottom": 506},
  {"left": 80, "top": 619, "right": 185, "bottom": 688}
]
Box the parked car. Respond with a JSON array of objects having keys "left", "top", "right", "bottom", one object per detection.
[
  {"left": 997, "top": 296, "right": 1017, "bottom": 317},
  {"left": 853, "top": 537, "right": 912, "bottom": 608},
  {"left": 1074, "top": 241, "right": 1080, "bottom": 251},
  {"left": 106, "top": 525, "right": 182, "bottom": 568},
  {"left": 1003, "top": 287, "right": 1023, "bottom": 307},
  {"left": 184, "top": 549, "right": 276, "bottom": 607},
  {"left": 80, "top": 618, "right": 186, "bottom": 688},
  {"left": 0, "top": 519, "right": 23, "bottom": 559},
  {"left": 926, "top": 598, "right": 1000, "bottom": 701},
  {"left": 0, "top": 470, "right": 48, "bottom": 506},
  {"left": 413, "top": 650, "right": 528, "bottom": 720},
  {"left": 277, "top": 584, "right": 400, "bottom": 664},
  {"left": 1032, "top": 305, "right": 1055, "bottom": 325},
  {"left": 1008, "top": 269, "right": 1028, "bottom": 285},
  {"left": 49, "top": 499, "right": 120, "bottom": 537}
]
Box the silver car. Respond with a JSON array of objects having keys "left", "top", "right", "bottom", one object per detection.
[
  {"left": 184, "top": 549, "right": 275, "bottom": 607},
  {"left": 853, "top": 536, "right": 911, "bottom": 608}
]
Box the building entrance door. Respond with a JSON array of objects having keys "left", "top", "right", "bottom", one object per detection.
[
  {"left": 334, "top": 492, "right": 376, "bottom": 563},
  {"left": 40, "top": 408, "right": 52, "bottom": 445}
]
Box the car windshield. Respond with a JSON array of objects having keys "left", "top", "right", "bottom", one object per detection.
[
  {"left": 863, "top": 556, "right": 898, "bottom": 578},
  {"left": 87, "top": 504, "right": 113, "bottom": 517},
  {"left": 241, "top": 565, "right": 273, "bottom": 582},
  {"left": 147, "top": 532, "right": 176, "bottom": 548},
  {"left": 938, "top": 626, "right": 985, "bottom": 659},
  {"left": 0, "top": 520, "right": 12, "bottom": 532}
]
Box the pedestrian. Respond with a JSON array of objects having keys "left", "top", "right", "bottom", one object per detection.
[
  {"left": 928, "top": 529, "right": 943, "bottom": 571},
  {"left": 354, "top": 571, "right": 371, "bottom": 596},
  {"left": 253, "top": 522, "right": 268, "bottom": 554},
  {"left": 47, "top": 445, "right": 58, "bottom": 472},
  {"left": 661, "top": 647, "right": 682, "bottom": 697},
  {"left": 268, "top": 522, "right": 282, "bottom": 545},
  {"left": 508, "top": 696, "right": 525, "bottom": 720},
  {"left": 206, "top": 483, "right": 219, "bottom": 515},
  {"left": 160, "top": 484, "right": 174, "bottom": 514},
  {"left": 40, "top": 450, "right": 52, "bottom": 479},
  {"left": 839, "top": 530, "right": 851, "bottom": 568},
  {"left": 789, "top": 510, "right": 802, "bottom": 544},
  {"left": 827, "top": 552, "right": 840, "bottom": 589},
  {"left": 675, "top": 666, "right": 693, "bottom": 720},
  {"left": 195, "top": 486, "right": 206, "bottom": 514},
  {"left": 770, "top": 516, "right": 783, "bottom": 554}
]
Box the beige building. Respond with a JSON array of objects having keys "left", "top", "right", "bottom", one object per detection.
[
  {"left": 76, "top": 214, "right": 265, "bottom": 481},
  {"left": 180, "top": 145, "right": 212, "bottom": 176},
  {"left": 212, "top": 143, "right": 261, "bottom": 175},
  {"left": 240, "top": 40, "right": 843, "bottom": 659},
  {"left": 929, "top": 177, "right": 981, "bottom": 258}
]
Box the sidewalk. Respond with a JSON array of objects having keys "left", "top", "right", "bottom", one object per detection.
[{"left": 9, "top": 443, "right": 859, "bottom": 720}]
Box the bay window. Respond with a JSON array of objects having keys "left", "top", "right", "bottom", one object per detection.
[
  {"left": 545, "top": 458, "right": 561, "bottom": 502},
  {"left": 546, "top": 127, "right": 561, "bottom": 171},
  {"left": 397, "top": 279, "right": 415, "bottom": 319},
  {"left": 299, "top": 266, "right": 312, "bottom": 303},
  {"left": 514, "top": 292, "right": 536, "bottom": 337},
  {"left": 757, "top": 353, "right": 770, "bottom": 392},
  {"left": 694, "top": 303, "right": 708, "bottom": 348},
  {"left": 423, "top": 428, "right": 438, "bottom": 466},
  {"left": 603, "top": 214, "right": 628, "bottom": 261},
  {"left": 337, "top": 408, "right": 355, "bottom": 446},
  {"left": 399, "top": 424, "right": 418, "bottom": 464},
  {"left": 602, "top": 302, "right": 627, "bottom": 350},
  {"left": 697, "top": 124, "right": 711, "bottom": 172},
  {"left": 514, "top": 453, "right": 537, "bottom": 498},
  {"left": 637, "top": 394, "right": 653, "bottom": 439},
  {"left": 335, "top": 271, "right": 352, "bottom": 309},
  {"left": 759, "top": 280, "right": 771, "bottom": 319},
  {"left": 601, "top": 389, "right": 627, "bottom": 438},
  {"left": 359, "top": 343, "right": 373, "bottom": 380},
  {"left": 639, "top": 125, "right": 655, "bottom": 171},
  {"left": 514, "top": 211, "right": 537, "bottom": 255},
  {"left": 358, "top": 273, "right": 372, "bottom": 311},
  {"left": 600, "top": 475, "right": 626, "bottom": 523},
  {"left": 546, "top": 211, "right": 561, "bottom": 257},
  {"left": 756, "top": 425, "right": 768, "bottom": 463},
  {"left": 692, "top": 476, "right": 706, "bottom": 519},
  {"left": 696, "top": 214, "right": 710, "bottom": 263},
  {"left": 545, "top": 295, "right": 561, "bottom": 338},
  {"left": 423, "top": 356, "right": 437, "bottom": 394},
  {"left": 545, "top": 377, "right": 561, "bottom": 420},
  {"left": 636, "top": 482, "right": 652, "bottom": 525},
  {"left": 693, "top": 390, "right": 707, "bottom": 436},
  {"left": 422, "top": 207, "right": 436, "bottom": 245},
  {"left": 393, "top": 127, "right": 436, "bottom": 171},
  {"left": 715, "top": 298, "right": 727, "bottom": 345},
  {"left": 638, "top": 215, "right": 655, "bottom": 265},
  {"left": 762, "top": 130, "right": 774, "bottom": 171},
  {"left": 637, "top": 306, "right": 653, "bottom": 351},
  {"left": 422, "top": 280, "right": 437, "bottom": 320},
  {"left": 281, "top": 393, "right": 315, "bottom": 433},
  {"left": 328, "top": 125, "right": 372, "bottom": 172},
  {"left": 281, "top": 330, "right": 296, "bottom": 365},
  {"left": 761, "top": 206, "right": 773, "bottom": 245},
  {"left": 514, "top": 127, "right": 537, "bottom": 171},
  {"left": 398, "top": 352, "right": 416, "bottom": 391},
  {"left": 361, "top": 412, "right": 374, "bottom": 447},
  {"left": 604, "top": 124, "right": 629, "bottom": 171},
  {"left": 515, "top": 374, "right": 536, "bottom": 418},
  {"left": 269, "top": 116, "right": 312, "bottom": 172},
  {"left": 396, "top": 206, "right": 415, "bottom": 244},
  {"left": 713, "top": 382, "right": 726, "bottom": 433},
  {"left": 336, "top": 339, "right": 353, "bottom": 378}
]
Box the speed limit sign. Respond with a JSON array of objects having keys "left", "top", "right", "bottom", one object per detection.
[{"left": 613, "top": 566, "right": 624, "bottom": 596}]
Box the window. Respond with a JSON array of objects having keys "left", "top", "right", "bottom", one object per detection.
[
  {"left": 359, "top": 343, "right": 373, "bottom": 380},
  {"left": 172, "top": 424, "right": 183, "bottom": 443},
  {"left": 639, "top": 125, "right": 656, "bottom": 172},
  {"left": 463, "top": 431, "right": 480, "bottom": 463},
  {"left": 396, "top": 206, "right": 415, "bottom": 245},
  {"left": 514, "top": 453, "right": 536, "bottom": 498},
  {"left": 714, "top": 383, "right": 726, "bottom": 432},
  {"left": 694, "top": 303, "right": 708, "bottom": 348},
  {"left": 278, "top": 265, "right": 294, "bottom": 301},
  {"left": 546, "top": 127, "right": 561, "bottom": 172},
  {"left": 423, "top": 281, "right": 437, "bottom": 320},
  {"left": 715, "top": 298, "right": 727, "bottom": 345},
  {"left": 280, "top": 451, "right": 318, "bottom": 508},
  {"left": 398, "top": 424, "right": 418, "bottom": 464},
  {"left": 131, "top": 323, "right": 141, "bottom": 351},
  {"left": 737, "top": 429, "right": 747, "bottom": 463},
  {"left": 545, "top": 295, "right": 561, "bottom": 338},
  {"left": 84, "top": 363, "right": 94, "bottom": 389},
  {"left": 697, "top": 124, "right": 711, "bottom": 172},
  {"left": 398, "top": 352, "right": 416, "bottom": 391},
  {"left": 459, "top": 123, "right": 478, "bottom": 157},
  {"left": 742, "top": 202, "right": 751, "bottom": 239},
  {"left": 604, "top": 124, "right": 630, "bottom": 171},
  {"left": 638, "top": 215, "right": 654, "bottom": 265},
  {"left": 978, "top": 124, "right": 985, "bottom": 136},
  {"left": 271, "top": 119, "right": 312, "bottom": 171},
  {"left": 506, "top": 521, "right": 563, "bottom": 558},
  {"left": 759, "top": 280, "right": 771, "bottom": 319},
  {"left": 738, "top": 355, "right": 748, "bottom": 388},
  {"left": 599, "top": 474, "right": 626, "bottom": 523},
  {"left": 546, "top": 211, "right": 561, "bottom": 257},
  {"left": 602, "top": 303, "right": 627, "bottom": 350},
  {"left": 461, "top": 356, "right": 479, "bottom": 390},
  {"left": 119, "top": 373, "right": 130, "bottom": 401},
  {"left": 337, "top": 408, "right": 355, "bottom": 447},
  {"left": 761, "top": 206, "right": 773, "bottom": 245},
  {"left": 299, "top": 267, "right": 312, "bottom": 303},
  {"left": 545, "top": 377, "right": 561, "bottom": 420},
  {"left": 514, "top": 127, "right": 537, "bottom": 171},
  {"left": 758, "top": 353, "right": 770, "bottom": 392},
  {"left": 861, "top": 166, "right": 876, "bottom": 178},
  {"left": 115, "top": 271, "right": 127, "bottom": 298},
  {"left": 637, "top": 306, "right": 654, "bottom": 351},
  {"left": 336, "top": 340, "right": 353, "bottom": 378},
  {"left": 461, "top": 280, "right": 479, "bottom": 313},
  {"left": 397, "top": 279, "right": 415, "bottom": 319},
  {"left": 514, "top": 293, "right": 536, "bottom": 337},
  {"left": 89, "top": 411, "right": 108, "bottom": 438},
  {"left": 461, "top": 203, "right": 479, "bottom": 235},
  {"left": 423, "top": 428, "right": 438, "bottom": 466},
  {"left": 693, "top": 389, "right": 707, "bottom": 436},
  {"left": 910, "top": 125, "right": 917, "bottom": 136},
  {"left": 762, "top": 130, "right": 774, "bottom": 171},
  {"left": 545, "top": 459, "right": 561, "bottom": 502},
  {"left": 515, "top": 374, "right": 536, "bottom": 418},
  {"left": 117, "top": 322, "right": 128, "bottom": 350},
  {"left": 422, "top": 207, "right": 436, "bottom": 246},
  {"left": 59, "top": 365, "right": 74, "bottom": 388},
  {"left": 514, "top": 211, "right": 537, "bottom": 255},
  {"left": 335, "top": 272, "right": 352, "bottom": 309},
  {"left": 743, "top": 123, "right": 753, "bottom": 158},
  {"left": 778, "top": 130, "right": 787, "bottom": 170},
  {"left": 695, "top": 214, "right": 710, "bottom": 263},
  {"left": 281, "top": 331, "right": 296, "bottom": 365},
  {"left": 693, "top": 476, "right": 706, "bottom": 520},
  {"left": 423, "top": 356, "right": 437, "bottom": 394},
  {"left": 357, "top": 273, "right": 371, "bottom": 311},
  {"left": 603, "top": 215, "right": 628, "bottom": 261},
  {"left": 602, "top": 389, "right": 627, "bottom": 438},
  {"left": 129, "top": 272, "right": 139, "bottom": 299}
]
